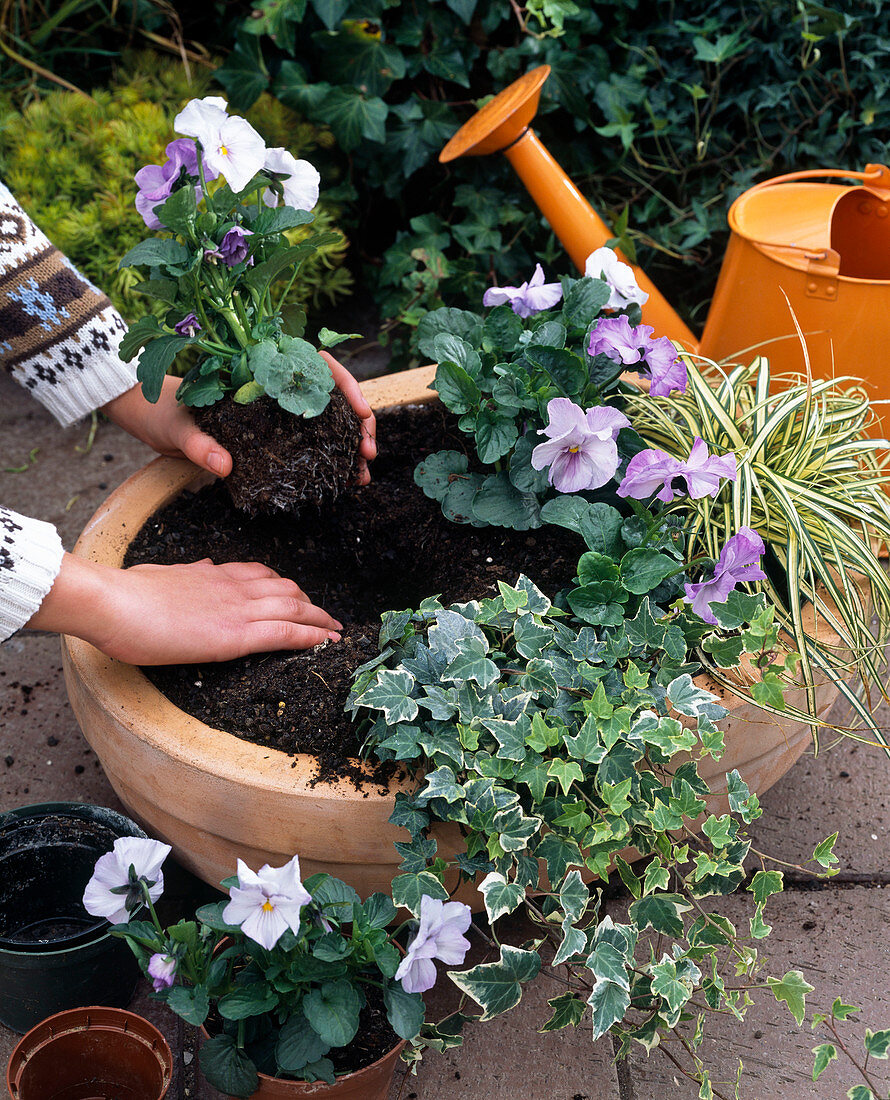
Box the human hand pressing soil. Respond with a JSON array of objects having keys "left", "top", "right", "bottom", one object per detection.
[{"left": 26, "top": 554, "right": 342, "bottom": 664}]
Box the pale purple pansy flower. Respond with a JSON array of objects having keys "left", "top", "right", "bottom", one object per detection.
[
  {"left": 531, "top": 397, "right": 630, "bottom": 493},
  {"left": 584, "top": 246, "right": 649, "bottom": 310},
  {"left": 394, "top": 895, "right": 472, "bottom": 995},
  {"left": 683, "top": 527, "right": 767, "bottom": 625},
  {"left": 617, "top": 449, "right": 685, "bottom": 503},
  {"left": 83, "top": 837, "right": 171, "bottom": 925},
  {"left": 681, "top": 438, "right": 737, "bottom": 499},
  {"left": 645, "top": 335, "right": 687, "bottom": 396},
  {"left": 482, "top": 264, "right": 562, "bottom": 319},
  {"left": 174, "top": 96, "right": 267, "bottom": 193},
  {"left": 222, "top": 855, "right": 312, "bottom": 951},
  {"left": 262, "top": 147, "right": 320, "bottom": 210},
  {"left": 214, "top": 226, "right": 254, "bottom": 267},
  {"left": 588, "top": 319, "right": 686, "bottom": 396},
  {"left": 134, "top": 139, "right": 205, "bottom": 230},
  {"left": 174, "top": 313, "right": 201, "bottom": 337},
  {"left": 618, "top": 439, "right": 736, "bottom": 503},
  {"left": 588, "top": 315, "right": 645, "bottom": 365},
  {"left": 147, "top": 953, "right": 177, "bottom": 992}
]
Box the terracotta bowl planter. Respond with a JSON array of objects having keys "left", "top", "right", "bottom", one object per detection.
[
  {"left": 199, "top": 1031, "right": 406, "bottom": 1100},
  {"left": 61, "top": 365, "right": 839, "bottom": 897}
]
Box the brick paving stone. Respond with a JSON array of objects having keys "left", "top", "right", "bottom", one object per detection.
[{"left": 626, "top": 885, "right": 890, "bottom": 1100}]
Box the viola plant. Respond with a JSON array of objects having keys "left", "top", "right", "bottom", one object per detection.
[
  {"left": 83, "top": 838, "right": 473, "bottom": 1097},
  {"left": 118, "top": 95, "right": 363, "bottom": 513},
  {"left": 346, "top": 251, "right": 857, "bottom": 1094}
]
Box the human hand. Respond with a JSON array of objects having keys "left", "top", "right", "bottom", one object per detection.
[
  {"left": 319, "top": 350, "right": 377, "bottom": 486},
  {"left": 102, "top": 377, "right": 233, "bottom": 477},
  {"left": 27, "top": 553, "right": 342, "bottom": 664}
]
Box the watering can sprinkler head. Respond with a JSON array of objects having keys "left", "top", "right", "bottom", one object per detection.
[{"left": 439, "top": 66, "right": 699, "bottom": 351}]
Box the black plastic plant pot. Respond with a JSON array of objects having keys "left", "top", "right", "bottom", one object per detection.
[
  {"left": 7, "top": 1005, "right": 173, "bottom": 1100},
  {"left": 0, "top": 802, "right": 145, "bottom": 1033}
]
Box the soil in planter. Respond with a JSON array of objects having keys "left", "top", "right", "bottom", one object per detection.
[
  {"left": 193, "top": 389, "right": 362, "bottom": 516},
  {"left": 125, "top": 403, "right": 585, "bottom": 788}
]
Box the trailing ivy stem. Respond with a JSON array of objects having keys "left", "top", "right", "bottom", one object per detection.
[{"left": 822, "top": 1015, "right": 881, "bottom": 1092}]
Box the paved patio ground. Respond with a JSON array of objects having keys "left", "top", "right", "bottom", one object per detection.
[{"left": 2, "top": 367, "right": 890, "bottom": 1100}]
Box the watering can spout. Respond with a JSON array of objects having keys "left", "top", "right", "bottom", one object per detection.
[{"left": 440, "top": 66, "right": 699, "bottom": 352}]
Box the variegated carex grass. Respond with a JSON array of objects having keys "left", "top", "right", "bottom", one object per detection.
[{"left": 626, "top": 353, "right": 890, "bottom": 752}]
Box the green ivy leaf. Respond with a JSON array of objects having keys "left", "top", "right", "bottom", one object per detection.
[
  {"left": 541, "top": 991, "right": 587, "bottom": 1031},
  {"left": 449, "top": 945, "right": 541, "bottom": 1020},
  {"left": 391, "top": 871, "right": 450, "bottom": 914},
  {"left": 749, "top": 869, "right": 784, "bottom": 905},
  {"left": 767, "top": 970, "right": 815, "bottom": 1026},
  {"left": 478, "top": 872, "right": 526, "bottom": 922},
  {"left": 588, "top": 978, "right": 631, "bottom": 1039},
  {"left": 628, "top": 893, "right": 692, "bottom": 937},
  {"left": 813, "top": 833, "right": 840, "bottom": 869},
  {"left": 864, "top": 1029, "right": 890, "bottom": 1059}
]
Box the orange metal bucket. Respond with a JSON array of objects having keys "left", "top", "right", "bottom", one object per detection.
[{"left": 699, "top": 164, "right": 890, "bottom": 431}]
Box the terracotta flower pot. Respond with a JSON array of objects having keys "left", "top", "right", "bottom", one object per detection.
[
  {"left": 6, "top": 1005, "right": 172, "bottom": 1100},
  {"left": 61, "top": 365, "right": 840, "bottom": 898},
  {"left": 199, "top": 1031, "right": 406, "bottom": 1100}
]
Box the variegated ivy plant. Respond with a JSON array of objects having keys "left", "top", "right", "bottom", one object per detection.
[{"left": 349, "top": 579, "right": 838, "bottom": 1093}]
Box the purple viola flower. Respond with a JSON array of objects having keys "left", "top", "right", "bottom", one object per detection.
[
  {"left": 683, "top": 526, "right": 767, "bottom": 625},
  {"left": 645, "top": 335, "right": 687, "bottom": 396},
  {"left": 394, "top": 895, "right": 472, "bottom": 995},
  {"left": 482, "top": 264, "right": 562, "bottom": 319},
  {"left": 681, "top": 438, "right": 737, "bottom": 499},
  {"left": 174, "top": 96, "right": 267, "bottom": 193},
  {"left": 617, "top": 449, "right": 685, "bottom": 503},
  {"left": 83, "top": 837, "right": 171, "bottom": 925},
  {"left": 531, "top": 397, "right": 630, "bottom": 493},
  {"left": 174, "top": 313, "right": 202, "bottom": 337},
  {"left": 588, "top": 315, "right": 644, "bottom": 366},
  {"left": 207, "top": 226, "right": 254, "bottom": 268},
  {"left": 147, "top": 953, "right": 177, "bottom": 992},
  {"left": 618, "top": 439, "right": 736, "bottom": 503},
  {"left": 134, "top": 139, "right": 209, "bottom": 230},
  {"left": 222, "top": 855, "right": 312, "bottom": 951}
]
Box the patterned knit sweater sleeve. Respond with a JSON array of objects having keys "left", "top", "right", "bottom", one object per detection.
[
  {"left": 0, "top": 180, "right": 138, "bottom": 425},
  {"left": 1, "top": 182, "right": 138, "bottom": 640}
]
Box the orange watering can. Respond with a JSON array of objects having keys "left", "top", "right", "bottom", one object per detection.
[{"left": 440, "top": 66, "right": 890, "bottom": 429}]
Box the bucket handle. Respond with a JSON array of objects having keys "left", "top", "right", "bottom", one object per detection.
[{"left": 746, "top": 163, "right": 890, "bottom": 195}]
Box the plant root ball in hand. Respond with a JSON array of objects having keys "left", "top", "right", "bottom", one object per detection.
[{"left": 194, "top": 390, "right": 362, "bottom": 515}]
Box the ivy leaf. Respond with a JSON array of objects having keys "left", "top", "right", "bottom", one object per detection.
[
  {"left": 864, "top": 1029, "right": 890, "bottom": 1059},
  {"left": 628, "top": 893, "right": 692, "bottom": 937},
  {"left": 315, "top": 87, "right": 388, "bottom": 150},
  {"left": 749, "top": 869, "right": 784, "bottom": 905},
  {"left": 417, "top": 765, "right": 466, "bottom": 805},
  {"left": 199, "top": 1034, "right": 259, "bottom": 1098},
  {"left": 449, "top": 945, "right": 541, "bottom": 1020},
  {"left": 846, "top": 1087, "right": 876, "bottom": 1100},
  {"left": 667, "top": 674, "right": 725, "bottom": 720},
  {"left": 478, "top": 872, "right": 526, "bottom": 922},
  {"left": 541, "top": 992, "right": 587, "bottom": 1031},
  {"left": 587, "top": 942, "right": 630, "bottom": 990},
  {"left": 389, "top": 794, "right": 429, "bottom": 835},
  {"left": 812, "top": 833, "right": 840, "bottom": 869},
  {"left": 559, "top": 869, "right": 590, "bottom": 923},
  {"left": 535, "top": 834, "right": 584, "bottom": 885},
  {"left": 391, "top": 872, "right": 449, "bottom": 914},
  {"left": 811, "top": 1042, "right": 837, "bottom": 1081},
  {"left": 547, "top": 759, "right": 584, "bottom": 795},
  {"left": 443, "top": 637, "right": 500, "bottom": 689},
  {"left": 768, "top": 970, "right": 815, "bottom": 1026},
  {"left": 620, "top": 549, "right": 678, "bottom": 594},
  {"left": 356, "top": 669, "right": 418, "bottom": 724},
  {"left": 588, "top": 979, "right": 631, "bottom": 1039}
]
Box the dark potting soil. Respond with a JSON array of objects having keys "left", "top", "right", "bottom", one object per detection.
[
  {"left": 125, "top": 403, "right": 584, "bottom": 788},
  {"left": 193, "top": 388, "right": 362, "bottom": 516}
]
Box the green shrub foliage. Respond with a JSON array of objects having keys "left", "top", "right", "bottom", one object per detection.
[
  {"left": 0, "top": 53, "right": 351, "bottom": 321},
  {"left": 217, "top": 0, "right": 889, "bottom": 353}
]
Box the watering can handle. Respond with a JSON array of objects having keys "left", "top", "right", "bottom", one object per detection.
[{"left": 747, "top": 163, "right": 890, "bottom": 196}]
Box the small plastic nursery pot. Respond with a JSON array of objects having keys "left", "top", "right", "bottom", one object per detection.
[
  {"left": 200, "top": 1028, "right": 406, "bottom": 1100},
  {"left": 6, "top": 1005, "right": 173, "bottom": 1100},
  {"left": 0, "top": 802, "right": 144, "bottom": 1033},
  {"left": 61, "top": 366, "right": 841, "bottom": 899}
]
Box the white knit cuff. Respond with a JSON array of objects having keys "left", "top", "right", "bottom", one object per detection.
[
  {"left": 9, "top": 304, "right": 140, "bottom": 428},
  {"left": 0, "top": 507, "right": 64, "bottom": 641}
]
